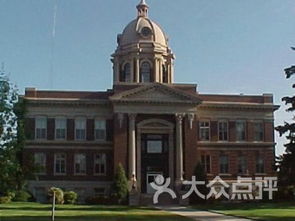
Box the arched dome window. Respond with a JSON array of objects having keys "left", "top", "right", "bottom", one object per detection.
[
  {"left": 162, "top": 64, "right": 168, "bottom": 83},
  {"left": 140, "top": 61, "right": 151, "bottom": 83},
  {"left": 120, "top": 63, "right": 131, "bottom": 82}
]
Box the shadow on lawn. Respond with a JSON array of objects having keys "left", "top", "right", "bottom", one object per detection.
[
  {"left": 0, "top": 205, "right": 155, "bottom": 212},
  {"left": 0, "top": 214, "right": 187, "bottom": 221},
  {"left": 195, "top": 202, "right": 295, "bottom": 211}
]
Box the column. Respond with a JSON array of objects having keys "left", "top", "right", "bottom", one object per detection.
[
  {"left": 128, "top": 114, "right": 137, "bottom": 182},
  {"left": 175, "top": 113, "right": 184, "bottom": 182},
  {"left": 115, "top": 58, "right": 120, "bottom": 83},
  {"left": 135, "top": 57, "right": 140, "bottom": 83}
]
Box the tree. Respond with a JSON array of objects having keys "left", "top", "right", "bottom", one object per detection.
[
  {"left": 0, "top": 67, "right": 32, "bottom": 195},
  {"left": 113, "top": 163, "right": 128, "bottom": 204},
  {"left": 276, "top": 47, "right": 295, "bottom": 188},
  {"left": 189, "top": 162, "right": 208, "bottom": 204}
]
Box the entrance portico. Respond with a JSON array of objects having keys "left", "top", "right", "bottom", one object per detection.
[{"left": 110, "top": 83, "right": 201, "bottom": 199}]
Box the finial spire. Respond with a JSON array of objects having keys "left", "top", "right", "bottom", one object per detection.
[{"left": 137, "top": 0, "right": 149, "bottom": 17}]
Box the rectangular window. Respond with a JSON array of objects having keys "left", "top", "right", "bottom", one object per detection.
[
  {"left": 147, "top": 140, "right": 163, "bottom": 153},
  {"left": 35, "top": 117, "right": 47, "bottom": 140},
  {"left": 75, "top": 118, "right": 86, "bottom": 140},
  {"left": 95, "top": 120, "right": 106, "bottom": 141},
  {"left": 256, "top": 156, "right": 264, "bottom": 173},
  {"left": 94, "top": 153, "right": 106, "bottom": 175},
  {"left": 34, "top": 153, "right": 46, "bottom": 174},
  {"left": 199, "top": 121, "right": 210, "bottom": 141},
  {"left": 74, "top": 154, "right": 86, "bottom": 175},
  {"left": 201, "top": 155, "right": 211, "bottom": 173},
  {"left": 55, "top": 153, "right": 66, "bottom": 175},
  {"left": 218, "top": 121, "right": 228, "bottom": 141},
  {"left": 238, "top": 156, "right": 247, "bottom": 174},
  {"left": 236, "top": 121, "right": 246, "bottom": 141},
  {"left": 219, "top": 155, "right": 229, "bottom": 174},
  {"left": 254, "top": 122, "right": 264, "bottom": 141},
  {"left": 55, "top": 118, "right": 67, "bottom": 140}
]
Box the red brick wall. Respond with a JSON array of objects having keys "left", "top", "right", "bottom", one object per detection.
[
  {"left": 184, "top": 117, "right": 198, "bottom": 179},
  {"left": 47, "top": 118, "right": 55, "bottom": 140},
  {"left": 67, "top": 119, "right": 75, "bottom": 140},
  {"left": 113, "top": 114, "right": 128, "bottom": 172}
]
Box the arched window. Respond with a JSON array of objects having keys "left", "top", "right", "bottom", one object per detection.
[
  {"left": 140, "top": 62, "right": 151, "bottom": 83},
  {"left": 162, "top": 64, "right": 168, "bottom": 83},
  {"left": 120, "top": 63, "right": 131, "bottom": 82}
]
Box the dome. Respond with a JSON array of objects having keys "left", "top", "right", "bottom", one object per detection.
[{"left": 118, "top": 1, "right": 168, "bottom": 47}]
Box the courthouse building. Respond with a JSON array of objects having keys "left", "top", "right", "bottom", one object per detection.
[{"left": 23, "top": 0, "right": 278, "bottom": 204}]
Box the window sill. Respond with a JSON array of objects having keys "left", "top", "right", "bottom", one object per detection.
[
  {"left": 219, "top": 173, "right": 232, "bottom": 177},
  {"left": 54, "top": 173, "right": 66, "bottom": 176},
  {"left": 74, "top": 173, "right": 87, "bottom": 176},
  {"left": 94, "top": 174, "right": 106, "bottom": 176}
]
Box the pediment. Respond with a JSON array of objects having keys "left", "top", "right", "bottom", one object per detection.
[{"left": 110, "top": 83, "right": 202, "bottom": 105}]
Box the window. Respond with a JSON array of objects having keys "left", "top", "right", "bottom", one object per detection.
[
  {"left": 75, "top": 118, "right": 86, "bottom": 140},
  {"left": 256, "top": 156, "right": 264, "bottom": 173},
  {"left": 94, "top": 153, "right": 106, "bottom": 175},
  {"left": 74, "top": 154, "right": 86, "bottom": 175},
  {"left": 95, "top": 120, "right": 106, "bottom": 141},
  {"left": 140, "top": 61, "right": 151, "bottom": 83},
  {"left": 201, "top": 155, "right": 211, "bottom": 173},
  {"left": 219, "top": 155, "right": 229, "bottom": 174},
  {"left": 55, "top": 118, "right": 66, "bottom": 140},
  {"left": 162, "top": 65, "right": 168, "bottom": 83},
  {"left": 121, "top": 63, "right": 131, "bottom": 82},
  {"left": 199, "top": 121, "right": 210, "bottom": 141},
  {"left": 218, "top": 121, "right": 228, "bottom": 141},
  {"left": 55, "top": 153, "right": 66, "bottom": 175},
  {"left": 236, "top": 121, "right": 246, "bottom": 141},
  {"left": 238, "top": 156, "right": 247, "bottom": 174},
  {"left": 147, "top": 140, "right": 163, "bottom": 153},
  {"left": 254, "top": 122, "right": 264, "bottom": 141},
  {"left": 34, "top": 153, "right": 46, "bottom": 174},
  {"left": 35, "top": 117, "right": 47, "bottom": 140}
]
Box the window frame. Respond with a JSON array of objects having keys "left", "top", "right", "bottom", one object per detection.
[
  {"left": 35, "top": 116, "right": 47, "bottom": 140},
  {"left": 94, "top": 153, "right": 107, "bottom": 176},
  {"left": 94, "top": 119, "right": 106, "bottom": 141},
  {"left": 34, "top": 153, "right": 46, "bottom": 175},
  {"left": 256, "top": 155, "right": 265, "bottom": 174},
  {"left": 74, "top": 153, "right": 87, "bottom": 175},
  {"left": 140, "top": 61, "right": 152, "bottom": 83},
  {"left": 75, "top": 118, "right": 86, "bottom": 141},
  {"left": 199, "top": 120, "right": 211, "bottom": 141},
  {"left": 219, "top": 155, "right": 229, "bottom": 174},
  {"left": 237, "top": 155, "right": 248, "bottom": 174},
  {"left": 236, "top": 120, "right": 247, "bottom": 142},
  {"left": 55, "top": 117, "right": 67, "bottom": 140},
  {"left": 201, "top": 154, "right": 211, "bottom": 174},
  {"left": 218, "top": 120, "right": 229, "bottom": 141},
  {"left": 54, "top": 153, "right": 66, "bottom": 175},
  {"left": 253, "top": 121, "right": 264, "bottom": 142}
]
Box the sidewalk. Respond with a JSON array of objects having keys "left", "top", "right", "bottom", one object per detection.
[{"left": 158, "top": 206, "right": 253, "bottom": 221}]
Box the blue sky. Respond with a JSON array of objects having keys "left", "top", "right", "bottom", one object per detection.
[{"left": 0, "top": 0, "right": 294, "bottom": 155}]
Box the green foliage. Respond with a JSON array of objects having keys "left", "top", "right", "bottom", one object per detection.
[
  {"left": 0, "top": 196, "right": 11, "bottom": 204},
  {"left": 13, "top": 190, "right": 32, "bottom": 202},
  {"left": 113, "top": 163, "right": 128, "bottom": 204},
  {"left": 0, "top": 68, "right": 33, "bottom": 195},
  {"left": 275, "top": 47, "right": 295, "bottom": 188},
  {"left": 48, "top": 187, "right": 64, "bottom": 204},
  {"left": 64, "top": 191, "right": 78, "bottom": 204}
]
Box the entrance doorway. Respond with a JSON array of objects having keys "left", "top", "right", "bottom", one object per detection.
[{"left": 141, "top": 134, "right": 169, "bottom": 193}]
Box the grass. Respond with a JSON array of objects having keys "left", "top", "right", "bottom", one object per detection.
[
  {"left": 0, "top": 202, "right": 190, "bottom": 221},
  {"left": 194, "top": 201, "right": 295, "bottom": 221}
]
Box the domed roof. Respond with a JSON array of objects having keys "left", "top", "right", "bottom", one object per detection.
[{"left": 118, "top": 1, "right": 168, "bottom": 47}]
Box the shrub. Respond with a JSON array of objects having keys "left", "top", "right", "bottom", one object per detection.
[
  {"left": 0, "top": 196, "right": 12, "bottom": 204},
  {"left": 13, "top": 191, "right": 31, "bottom": 202},
  {"left": 113, "top": 163, "right": 128, "bottom": 204},
  {"left": 64, "top": 191, "right": 78, "bottom": 204},
  {"left": 48, "top": 187, "right": 64, "bottom": 204}
]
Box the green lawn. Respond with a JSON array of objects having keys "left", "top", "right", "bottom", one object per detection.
[
  {"left": 195, "top": 202, "right": 295, "bottom": 221},
  {"left": 0, "top": 202, "right": 190, "bottom": 221}
]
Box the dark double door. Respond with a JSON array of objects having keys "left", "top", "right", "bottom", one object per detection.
[{"left": 141, "top": 134, "right": 169, "bottom": 193}]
